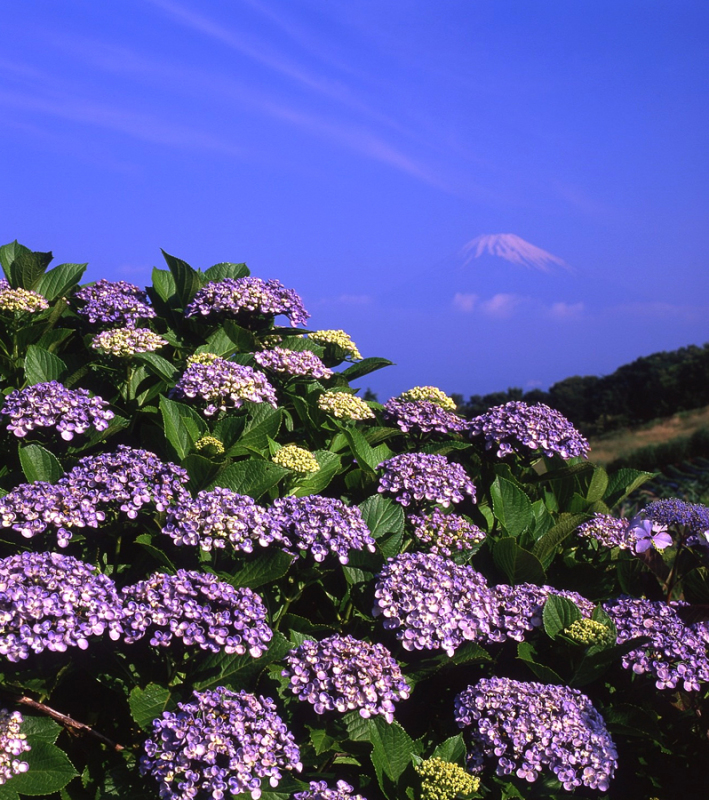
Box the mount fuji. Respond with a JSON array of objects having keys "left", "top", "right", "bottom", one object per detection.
[{"left": 459, "top": 234, "right": 571, "bottom": 274}]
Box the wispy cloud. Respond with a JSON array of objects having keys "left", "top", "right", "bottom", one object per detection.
[
  {"left": 480, "top": 293, "right": 526, "bottom": 318},
  {"left": 452, "top": 292, "right": 478, "bottom": 312},
  {"left": 548, "top": 301, "right": 584, "bottom": 320}
]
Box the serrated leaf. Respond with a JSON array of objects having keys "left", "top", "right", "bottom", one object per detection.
[
  {"left": 493, "top": 537, "right": 546, "bottom": 585},
  {"left": 542, "top": 595, "right": 582, "bottom": 639},
  {"left": 0, "top": 241, "right": 52, "bottom": 289},
  {"left": 571, "top": 638, "right": 650, "bottom": 687},
  {"left": 129, "top": 683, "right": 172, "bottom": 729},
  {"left": 134, "top": 351, "right": 177, "bottom": 382},
  {"left": 34, "top": 263, "right": 86, "bottom": 301},
  {"left": 22, "top": 717, "right": 62, "bottom": 744},
  {"left": 204, "top": 262, "right": 249, "bottom": 281},
  {"left": 604, "top": 467, "right": 656, "bottom": 508},
  {"left": 196, "top": 328, "right": 237, "bottom": 358},
  {"left": 159, "top": 396, "right": 207, "bottom": 460},
  {"left": 18, "top": 444, "right": 64, "bottom": 483},
  {"left": 342, "top": 427, "right": 379, "bottom": 473},
  {"left": 151, "top": 267, "right": 177, "bottom": 303},
  {"left": 366, "top": 716, "right": 415, "bottom": 782},
  {"left": 8, "top": 740, "right": 77, "bottom": 796},
  {"left": 194, "top": 631, "right": 291, "bottom": 691},
  {"left": 223, "top": 321, "right": 257, "bottom": 352},
  {"left": 210, "top": 459, "right": 289, "bottom": 500},
  {"left": 226, "top": 549, "right": 293, "bottom": 589},
  {"left": 432, "top": 733, "right": 466, "bottom": 763},
  {"left": 490, "top": 476, "right": 532, "bottom": 537},
  {"left": 135, "top": 533, "right": 177, "bottom": 572},
  {"left": 340, "top": 357, "right": 394, "bottom": 382},
  {"left": 23, "top": 345, "right": 66, "bottom": 385},
  {"left": 358, "top": 495, "right": 404, "bottom": 539},
  {"left": 161, "top": 249, "right": 204, "bottom": 308},
  {"left": 290, "top": 451, "right": 342, "bottom": 497},
  {"left": 517, "top": 642, "right": 564, "bottom": 684},
  {"left": 228, "top": 405, "right": 282, "bottom": 455},
  {"left": 586, "top": 466, "right": 609, "bottom": 503},
  {"left": 532, "top": 512, "right": 591, "bottom": 566}
]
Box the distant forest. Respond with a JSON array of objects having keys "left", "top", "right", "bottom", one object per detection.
[{"left": 454, "top": 343, "right": 709, "bottom": 436}]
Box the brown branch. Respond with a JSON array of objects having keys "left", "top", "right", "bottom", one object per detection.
[{"left": 15, "top": 696, "right": 124, "bottom": 752}]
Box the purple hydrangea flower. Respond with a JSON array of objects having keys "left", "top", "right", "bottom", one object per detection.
[
  {"left": 0, "top": 552, "right": 123, "bottom": 661},
  {"left": 576, "top": 514, "right": 634, "bottom": 550},
  {"left": 1, "top": 381, "right": 114, "bottom": 440},
  {"left": 373, "top": 552, "right": 499, "bottom": 656},
  {"left": 382, "top": 398, "right": 466, "bottom": 435},
  {"left": 0, "top": 709, "right": 30, "bottom": 784},
  {"left": 468, "top": 401, "right": 590, "bottom": 460},
  {"left": 75, "top": 279, "right": 156, "bottom": 327},
  {"left": 172, "top": 357, "right": 278, "bottom": 416},
  {"left": 455, "top": 677, "right": 617, "bottom": 791},
  {"left": 283, "top": 634, "right": 410, "bottom": 723},
  {"left": 268, "top": 495, "right": 375, "bottom": 564},
  {"left": 603, "top": 597, "right": 709, "bottom": 691},
  {"left": 141, "top": 687, "right": 302, "bottom": 800},
  {"left": 185, "top": 276, "right": 309, "bottom": 326},
  {"left": 254, "top": 347, "right": 332, "bottom": 379},
  {"left": 377, "top": 453, "right": 476, "bottom": 508},
  {"left": 408, "top": 508, "right": 485, "bottom": 555},
  {"left": 162, "top": 488, "right": 280, "bottom": 552},
  {"left": 294, "top": 781, "right": 367, "bottom": 800},
  {"left": 642, "top": 499, "right": 709, "bottom": 546},
  {"left": 629, "top": 518, "right": 673, "bottom": 553},
  {"left": 121, "top": 570, "right": 272, "bottom": 657}
]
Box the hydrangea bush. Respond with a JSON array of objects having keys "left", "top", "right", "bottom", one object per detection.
[{"left": 0, "top": 239, "right": 706, "bottom": 799}]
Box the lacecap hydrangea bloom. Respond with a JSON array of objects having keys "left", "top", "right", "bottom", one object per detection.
[
  {"left": 91, "top": 327, "right": 168, "bottom": 357},
  {"left": 1, "top": 381, "right": 114, "bottom": 440},
  {"left": 141, "top": 687, "right": 302, "bottom": 800},
  {"left": 415, "top": 758, "right": 480, "bottom": 800},
  {"left": 294, "top": 780, "right": 367, "bottom": 800},
  {"left": 455, "top": 677, "right": 617, "bottom": 792},
  {"left": 383, "top": 397, "right": 466, "bottom": 435},
  {"left": 283, "top": 634, "right": 410, "bottom": 723},
  {"left": 317, "top": 391, "right": 374, "bottom": 421},
  {"left": 0, "top": 280, "right": 48, "bottom": 314},
  {"left": 398, "top": 385, "right": 457, "bottom": 411},
  {"left": 308, "top": 329, "right": 362, "bottom": 360},
  {"left": 75, "top": 278, "right": 156, "bottom": 327},
  {"left": 377, "top": 453, "right": 476, "bottom": 507},
  {"left": 0, "top": 710, "right": 30, "bottom": 785},
  {"left": 641, "top": 499, "right": 709, "bottom": 547},
  {"left": 121, "top": 570, "right": 272, "bottom": 657},
  {"left": 576, "top": 513, "right": 634, "bottom": 550},
  {"left": 172, "top": 357, "right": 277, "bottom": 416},
  {"left": 408, "top": 508, "right": 485, "bottom": 555},
  {"left": 468, "top": 401, "right": 590, "bottom": 459},
  {"left": 185, "top": 276, "right": 309, "bottom": 326},
  {"left": 268, "top": 495, "right": 375, "bottom": 564},
  {"left": 272, "top": 444, "right": 319, "bottom": 474},
  {"left": 0, "top": 552, "right": 123, "bottom": 661},
  {"left": 254, "top": 347, "right": 332, "bottom": 379}
]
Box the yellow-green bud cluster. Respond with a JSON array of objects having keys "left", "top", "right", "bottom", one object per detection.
[
  {"left": 317, "top": 392, "right": 374, "bottom": 421},
  {"left": 309, "top": 329, "right": 362, "bottom": 360},
  {"left": 273, "top": 444, "right": 320, "bottom": 474},
  {"left": 91, "top": 328, "right": 168, "bottom": 357},
  {"left": 0, "top": 285, "right": 49, "bottom": 314},
  {"left": 399, "top": 386, "right": 456, "bottom": 412},
  {"left": 187, "top": 352, "right": 220, "bottom": 366},
  {"left": 564, "top": 618, "right": 615, "bottom": 647},
  {"left": 195, "top": 435, "right": 225, "bottom": 456},
  {"left": 415, "top": 758, "right": 480, "bottom": 800}
]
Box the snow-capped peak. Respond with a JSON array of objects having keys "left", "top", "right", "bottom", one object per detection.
[{"left": 460, "top": 234, "right": 570, "bottom": 273}]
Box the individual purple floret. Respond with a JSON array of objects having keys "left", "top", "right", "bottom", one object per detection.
[
  {"left": 455, "top": 677, "right": 617, "bottom": 792},
  {"left": 603, "top": 597, "right": 709, "bottom": 691},
  {"left": 75, "top": 278, "right": 156, "bottom": 327},
  {"left": 268, "top": 496, "right": 376, "bottom": 564},
  {"left": 382, "top": 398, "right": 466, "bottom": 435},
  {"left": 468, "top": 401, "right": 590, "bottom": 460},
  {"left": 172, "top": 357, "right": 278, "bottom": 416},
  {"left": 294, "top": 781, "right": 367, "bottom": 800},
  {"left": 0, "top": 552, "right": 123, "bottom": 661},
  {"left": 122, "top": 570, "right": 272, "bottom": 657},
  {"left": 373, "top": 552, "right": 499, "bottom": 656},
  {"left": 283, "top": 634, "right": 410, "bottom": 723},
  {"left": 254, "top": 347, "right": 333, "bottom": 379},
  {"left": 628, "top": 518, "right": 673, "bottom": 553},
  {"left": 141, "top": 687, "right": 302, "bottom": 800},
  {"left": 576, "top": 513, "right": 634, "bottom": 550},
  {"left": 408, "top": 508, "right": 485, "bottom": 555},
  {"left": 0, "top": 708, "right": 30, "bottom": 784},
  {"left": 641, "top": 499, "right": 709, "bottom": 546},
  {"left": 1, "top": 381, "right": 114, "bottom": 440},
  {"left": 185, "top": 276, "right": 310, "bottom": 327},
  {"left": 162, "top": 488, "right": 280, "bottom": 552},
  {"left": 377, "top": 453, "right": 476, "bottom": 507}
]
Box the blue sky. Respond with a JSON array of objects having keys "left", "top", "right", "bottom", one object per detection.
[{"left": 2, "top": 0, "right": 707, "bottom": 400}]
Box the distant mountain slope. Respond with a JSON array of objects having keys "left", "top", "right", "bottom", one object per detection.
[{"left": 459, "top": 233, "right": 571, "bottom": 273}]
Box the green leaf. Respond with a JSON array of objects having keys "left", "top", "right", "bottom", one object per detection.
[
  {"left": 532, "top": 512, "right": 590, "bottom": 567},
  {"left": 8, "top": 740, "right": 77, "bottom": 796},
  {"left": 196, "top": 328, "right": 237, "bottom": 358},
  {"left": 308, "top": 726, "right": 337, "bottom": 755},
  {"left": 22, "top": 717, "right": 62, "bottom": 744},
  {"left": 204, "top": 262, "right": 249, "bottom": 281},
  {"left": 342, "top": 427, "right": 379, "bottom": 473},
  {"left": 226, "top": 549, "right": 293, "bottom": 589},
  {"left": 159, "top": 396, "right": 208, "bottom": 460},
  {"left": 182, "top": 454, "right": 220, "bottom": 493},
  {"left": 450, "top": 641, "right": 492, "bottom": 665},
  {"left": 135, "top": 534, "right": 177, "bottom": 572},
  {"left": 365, "top": 716, "right": 415, "bottom": 783},
  {"left": 161, "top": 249, "right": 204, "bottom": 308},
  {"left": 223, "top": 321, "right": 258, "bottom": 352},
  {"left": 23, "top": 345, "right": 66, "bottom": 385},
  {"left": 432, "top": 733, "right": 466, "bottom": 764},
  {"left": 604, "top": 468, "right": 656, "bottom": 508},
  {"left": 517, "top": 642, "right": 564, "bottom": 684},
  {"left": 0, "top": 241, "right": 53, "bottom": 289},
  {"left": 194, "top": 631, "right": 291, "bottom": 691},
  {"left": 340, "top": 357, "right": 394, "bottom": 382},
  {"left": 542, "top": 595, "right": 582, "bottom": 639},
  {"left": 228, "top": 405, "right": 282, "bottom": 455},
  {"left": 34, "top": 263, "right": 87, "bottom": 301},
  {"left": 586, "top": 466, "right": 609, "bottom": 502},
  {"left": 0, "top": 784, "right": 19, "bottom": 800},
  {"left": 358, "top": 495, "right": 404, "bottom": 539},
  {"left": 134, "top": 352, "right": 177, "bottom": 382},
  {"left": 151, "top": 267, "right": 177, "bottom": 303},
  {"left": 493, "top": 537, "right": 546, "bottom": 585},
  {"left": 129, "top": 683, "right": 172, "bottom": 729},
  {"left": 571, "top": 638, "right": 650, "bottom": 687},
  {"left": 18, "top": 444, "right": 64, "bottom": 483},
  {"left": 290, "top": 451, "right": 342, "bottom": 497},
  {"left": 490, "top": 476, "right": 532, "bottom": 537},
  {"left": 210, "top": 459, "right": 289, "bottom": 500}
]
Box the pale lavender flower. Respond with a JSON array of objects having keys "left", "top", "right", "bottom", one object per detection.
[
  {"left": 0, "top": 280, "right": 48, "bottom": 314},
  {"left": 576, "top": 514, "right": 634, "bottom": 550},
  {"left": 377, "top": 453, "right": 475, "bottom": 507},
  {"left": 0, "top": 709, "right": 30, "bottom": 784},
  {"left": 383, "top": 398, "right": 466, "bottom": 435},
  {"left": 629, "top": 518, "right": 673, "bottom": 553},
  {"left": 254, "top": 347, "right": 332, "bottom": 379},
  {"left": 408, "top": 508, "right": 485, "bottom": 555},
  {"left": 75, "top": 279, "right": 155, "bottom": 327},
  {"left": 294, "top": 781, "right": 367, "bottom": 800}
]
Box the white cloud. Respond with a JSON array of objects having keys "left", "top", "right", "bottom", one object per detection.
[
  {"left": 452, "top": 292, "right": 478, "bottom": 312},
  {"left": 548, "top": 301, "right": 584, "bottom": 320},
  {"left": 480, "top": 293, "right": 525, "bottom": 318}
]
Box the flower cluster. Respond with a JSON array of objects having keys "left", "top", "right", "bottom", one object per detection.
[
  {"left": 185, "top": 276, "right": 309, "bottom": 326},
  {"left": 294, "top": 781, "right": 367, "bottom": 800},
  {"left": 254, "top": 347, "right": 332, "bottom": 379},
  {"left": 576, "top": 514, "right": 634, "bottom": 549},
  {"left": 272, "top": 445, "right": 319, "bottom": 474},
  {"left": 1, "top": 381, "right": 114, "bottom": 440},
  {"left": 141, "top": 687, "right": 302, "bottom": 800},
  {"left": 283, "top": 635, "right": 410, "bottom": 723},
  {"left": 121, "top": 571, "right": 272, "bottom": 657},
  {"left": 603, "top": 597, "right": 709, "bottom": 691},
  {"left": 162, "top": 488, "right": 278, "bottom": 552},
  {"left": 641, "top": 499, "right": 709, "bottom": 546},
  {"left": 0, "top": 280, "right": 48, "bottom": 314},
  {"left": 0, "top": 445, "right": 189, "bottom": 547},
  {"left": 194, "top": 435, "right": 225, "bottom": 456},
  {"left": 0, "top": 552, "right": 123, "bottom": 661},
  {"left": 455, "top": 677, "right": 617, "bottom": 792},
  {"left": 0, "top": 709, "right": 30, "bottom": 785},
  {"left": 415, "top": 758, "right": 480, "bottom": 800},
  {"left": 75, "top": 279, "right": 156, "bottom": 327},
  {"left": 317, "top": 391, "right": 374, "bottom": 421},
  {"left": 269, "top": 496, "right": 375, "bottom": 564},
  {"left": 409, "top": 508, "right": 485, "bottom": 555},
  {"left": 373, "top": 553, "right": 499, "bottom": 656},
  {"left": 308, "top": 329, "right": 362, "bottom": 360},
  {"left": 468, "top": 401, "right": 590, "bottom": 460},
  {"left": 565, "top": 618, "right": 615, "bottom": 648},
  {"left": 383, "top": 398, "right": 466, "bottom": 435},
  {"left": 91, "top": 327, "right": 167, "bottom": 357},
  {"left": 398, "top": 386, "right": 457, "bottom": 411},
  {"left": 173, "top": 357, "right": 278, "bottom": 416},
  {"left": 377, "top": 453, "right": 475, "bottom": 507}
]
